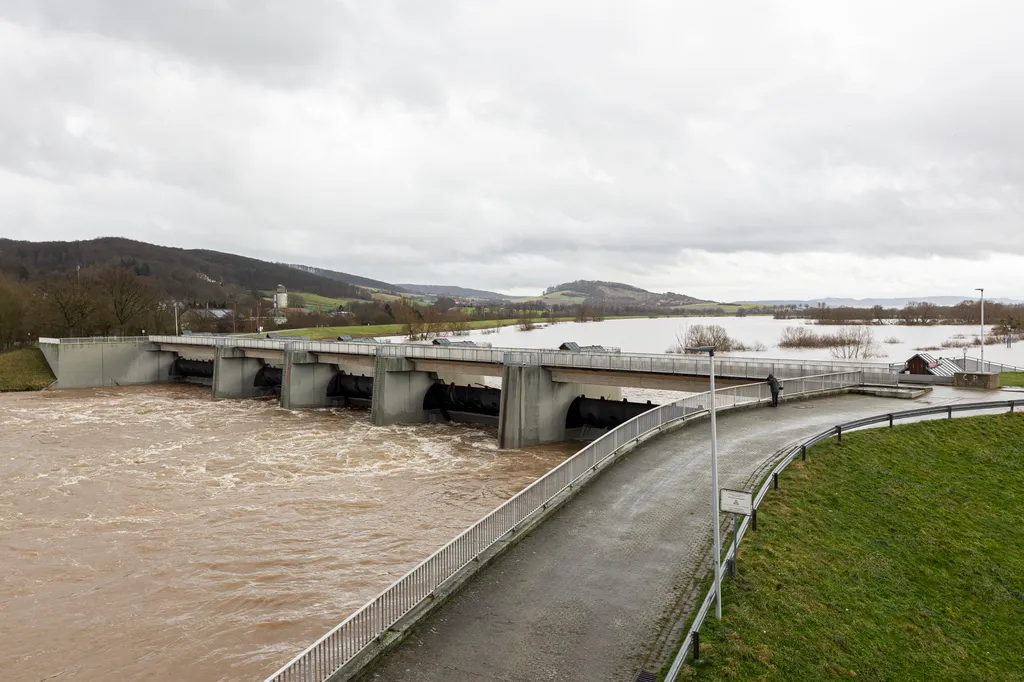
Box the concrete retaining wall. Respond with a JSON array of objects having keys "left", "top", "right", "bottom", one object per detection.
[
  {"left": 43, "top": 341, "right": 176, "bottom": 389},
  {"left": 953, "top": 371, "right": 1001, "bottom": 390}
]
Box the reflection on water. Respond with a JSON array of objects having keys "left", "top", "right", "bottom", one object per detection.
[{"left": 0, "top": 385, "right": 576, "bottom": 682}]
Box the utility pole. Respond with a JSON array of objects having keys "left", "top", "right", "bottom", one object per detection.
[
  {"left": 975, "top": 288, "right": 985, "bottom": 371},
  {"left": 687, "top": 345, "right": 722, "bottom": 619}
]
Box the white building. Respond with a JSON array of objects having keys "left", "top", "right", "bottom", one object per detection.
[{"left": 273, "top": 284, "right": 288, "bottom": 310}]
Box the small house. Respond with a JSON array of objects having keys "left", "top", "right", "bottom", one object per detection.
[{"left": 905, "top": 353, "right": 959, "bottom": 377}]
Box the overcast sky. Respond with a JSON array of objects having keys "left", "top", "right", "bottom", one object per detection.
[{"left": 1, "top": 1, "right": 1021, "bottom": 300}]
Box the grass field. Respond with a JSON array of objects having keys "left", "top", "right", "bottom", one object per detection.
[
  {"left": 680, "top": 413, "right": 1024, "bottom": 682},
  {"left": 509, "top": 291, "right": 588, "bottom": 304},
  {"left": 1001, "top": 372, "right": 1024, "bottom": 386},
  {"left": 262, "top": 290, "right": 367, "bottom": 311},
  {"left": 0, "top": 348, "right": 56, "bottom": 391}
]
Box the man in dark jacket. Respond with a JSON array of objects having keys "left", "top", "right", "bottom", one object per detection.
[{"left": 767, "top": 374, "right": 782, "bottom": 407}]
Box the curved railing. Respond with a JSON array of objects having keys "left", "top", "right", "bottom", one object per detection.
[
  {"left": 262, "top": 371, "right": 864, "bottom": 682},
  {"left": 665, "top": 398, "right": 1022, "bottom": 681}
]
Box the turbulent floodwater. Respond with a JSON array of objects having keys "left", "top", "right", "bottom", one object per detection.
[{"left": 0, "top": 385, "right": 577, "bottom": 682}]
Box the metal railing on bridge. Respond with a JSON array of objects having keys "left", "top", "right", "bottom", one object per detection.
[
  {"left": 261, "top": 370, "right": 865, "bottom": 682},
  {"left": 956, "top": 355, "right": 1024, "bottom": 374},
  {"left": 38, "top": 336, "right": 151, "bottom": 345},
  {"left": 145, "top": 335, "right": 896, "bottom": 383}
]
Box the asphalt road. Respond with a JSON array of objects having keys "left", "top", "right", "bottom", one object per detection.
[{"left": 364, "top": 386, "right": 1017, "bottom": 682}]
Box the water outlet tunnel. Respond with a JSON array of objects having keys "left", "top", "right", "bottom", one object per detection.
[{"left": 565, "top": 396, "right": 659, "bottom": 432}]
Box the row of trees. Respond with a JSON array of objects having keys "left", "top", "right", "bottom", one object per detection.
[
  {"left": 0, "top": 268, "right": 174, "bottom": 349},
  {"left": 778, "top": 300, "right": 1024, "bottom": 332}
]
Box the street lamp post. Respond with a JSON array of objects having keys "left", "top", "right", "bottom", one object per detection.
[
  {"left": 975, "top": 288, "right": 985, "bottom": 370},
  {"left": 687, "top": 345, "right": 722, "bottom": 619},
  {"left": 173, "top": 300, "right": 179, "bottom": 336}
]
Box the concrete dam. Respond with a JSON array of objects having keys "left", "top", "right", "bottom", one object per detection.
[{"left": 37, "top": 335, "right": 899, "bottom": 449}]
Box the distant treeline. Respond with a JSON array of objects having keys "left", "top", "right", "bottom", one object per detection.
[
  {"left": 0, "top": 267, "right": 176, "bottom": 348},
  {"left": 774, "top": 300, "right": 1023, "bottom": 332}
]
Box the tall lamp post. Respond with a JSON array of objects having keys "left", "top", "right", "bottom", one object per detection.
[
  {"left": 975, "top": 288, "right": 984, "bottom": 370},
  {"left": 687, "top": 345, "right": 722, "bottom": 619}
]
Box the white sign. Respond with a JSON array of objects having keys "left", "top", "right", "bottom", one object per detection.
[{"left": 720, "top": 489, "right": 753, "bottom": 516}]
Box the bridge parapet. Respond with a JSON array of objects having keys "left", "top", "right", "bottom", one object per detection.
[{"left": 145, "top": 335, "right": 898, "bottom": 382}]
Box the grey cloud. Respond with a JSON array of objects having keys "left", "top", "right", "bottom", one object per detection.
[
  {"left": 0, "top": 0, "right": 354, "bottom": 86},
  {"left": 1, "top": 0, "right": 1023, "bottom": 296}
]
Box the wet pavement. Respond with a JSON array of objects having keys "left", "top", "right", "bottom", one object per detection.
[{"left": 364, "top": 386, "right": 1020, "bottom": 682}]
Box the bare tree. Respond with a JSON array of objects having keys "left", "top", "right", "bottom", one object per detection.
[
  {"left": 39, "top": 273, "right": 97, "bottom": 337},
  {"left": 668, "top": 324, "right": 734, "bottom": 353},
  {"left": 828, "top": 326, "right": 882, "bottom": 359},
  {"left": 0, "top": 279, "right": 30, "bottom": 349},
  {"left": 98, "top": 267, "right": 158, "bottom": 335}
]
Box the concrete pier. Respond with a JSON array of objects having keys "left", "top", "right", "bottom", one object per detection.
[
  {"left": 211, "top": 346, "right": 265, "bottom": 399},
  {"left": 370, "top": 356, "right": 436, "bottom": 426},
  {"left": 281, "top": 350, "right": 339, "bottom": 409},
  {"left": 498, "top": 365, "right": 583, "bottom": 449}
]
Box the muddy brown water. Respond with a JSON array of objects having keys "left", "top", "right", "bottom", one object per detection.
[{"left": 0, "top": 385, "right": 577, "bottom": 681}]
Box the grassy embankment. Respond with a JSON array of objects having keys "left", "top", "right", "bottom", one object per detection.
[
  {"left": 678, "top": 413, "right": 1024, "bottom": 682},
  {"left": 1001, "top": 372, "right": 1024, "bottom": 387},
  {"left": 0, "top": 348, "right": 56, "bottom": 391}
]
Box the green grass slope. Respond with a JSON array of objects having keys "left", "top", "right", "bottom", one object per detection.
[
  {"left": 683, "top": 413, "right": 1024, "bottom": 682},
  {"left": 0, "top": 348, "right": 56, "bottom": 391}
]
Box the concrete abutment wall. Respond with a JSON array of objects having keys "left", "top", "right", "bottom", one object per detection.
[{"left": 39, "top": 341, "right": 176, "bottom": 389}]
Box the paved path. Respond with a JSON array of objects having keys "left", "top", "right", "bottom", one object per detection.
[{"left": 365, "top": 387, "right": 1016, "bottom": 682}]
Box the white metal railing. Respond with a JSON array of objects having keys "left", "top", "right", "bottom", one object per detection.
[
  {"left": 38, "top": 336, "right": 151, "bottom": 345},
  {"left": 955, "top": 356, "right": 1024, "bottom": 374},
  {"left": 143, "top": 335, "right": 894, "bottom": 381},
  {"left": 261, "top": 370, "right": 864, "bottom": 682},
  {"left": 665, "top": 397, "right": 1022, "bottom": 681}
]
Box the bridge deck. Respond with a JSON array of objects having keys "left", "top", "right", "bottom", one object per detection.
[{"left": 363, "top": 387, "right": 1001, "bottom": 682}]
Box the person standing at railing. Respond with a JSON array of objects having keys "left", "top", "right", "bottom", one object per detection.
[{"left": 766, "top": 374, "right": 782, "bottom": 407}]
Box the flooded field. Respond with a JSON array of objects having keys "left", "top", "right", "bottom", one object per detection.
[{"left": 0, "top": 385, "right": 576, "bottom": 681}]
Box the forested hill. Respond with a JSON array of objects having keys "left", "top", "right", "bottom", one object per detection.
[
  {"left": 543, "top": 279, "right": 706, "bottom": 305},
  {"left": 0, "top": 237, "right": 374, "bottom": 304},
  {"left": 287, "top": 263, "right": 403, "bottom": 292},
  {"left": 397, "top": 284, "right": 508, "bottom": 299}
]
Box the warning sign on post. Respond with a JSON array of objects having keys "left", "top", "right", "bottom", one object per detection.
[{"left": 720, "top": 489, "right": 753, "bottom": 515}]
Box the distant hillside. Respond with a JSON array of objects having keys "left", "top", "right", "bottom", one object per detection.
[
  {"left": 287, "top": 263, "right": 404, "bottom": 292},
  {"left": 543, "top": 279, "right": 706, "bottom": 306},
  {"left": 741, "top": 296, "right": 1024, "bottom": 308},
  {"left": 0, "top": 237, "right": 371, "bottom": 304},
  {"left": 398, "top": 284, "right": 508, "bottom": 300}
]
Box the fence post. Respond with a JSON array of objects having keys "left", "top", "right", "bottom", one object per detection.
[
  {"left": 692, "top": 630, "right": 700, "bottom": 660},
  {"left": 772, "top": 472, "right": 779, "bottom": 490},
  {"left": 836, "top": 425, "right": 842, "bottom": 443},
  {"left": 801, "top": 444, "right": 807, "bottom": 461},
  {"left": 752, "top": 507, "right": 757, "bottom": 531},
  {"left": 948, "top": 406, "right": 953, "bottom": 419},
  {"left": 889, "top": 414, "right": 894, "bottom": 427}
]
